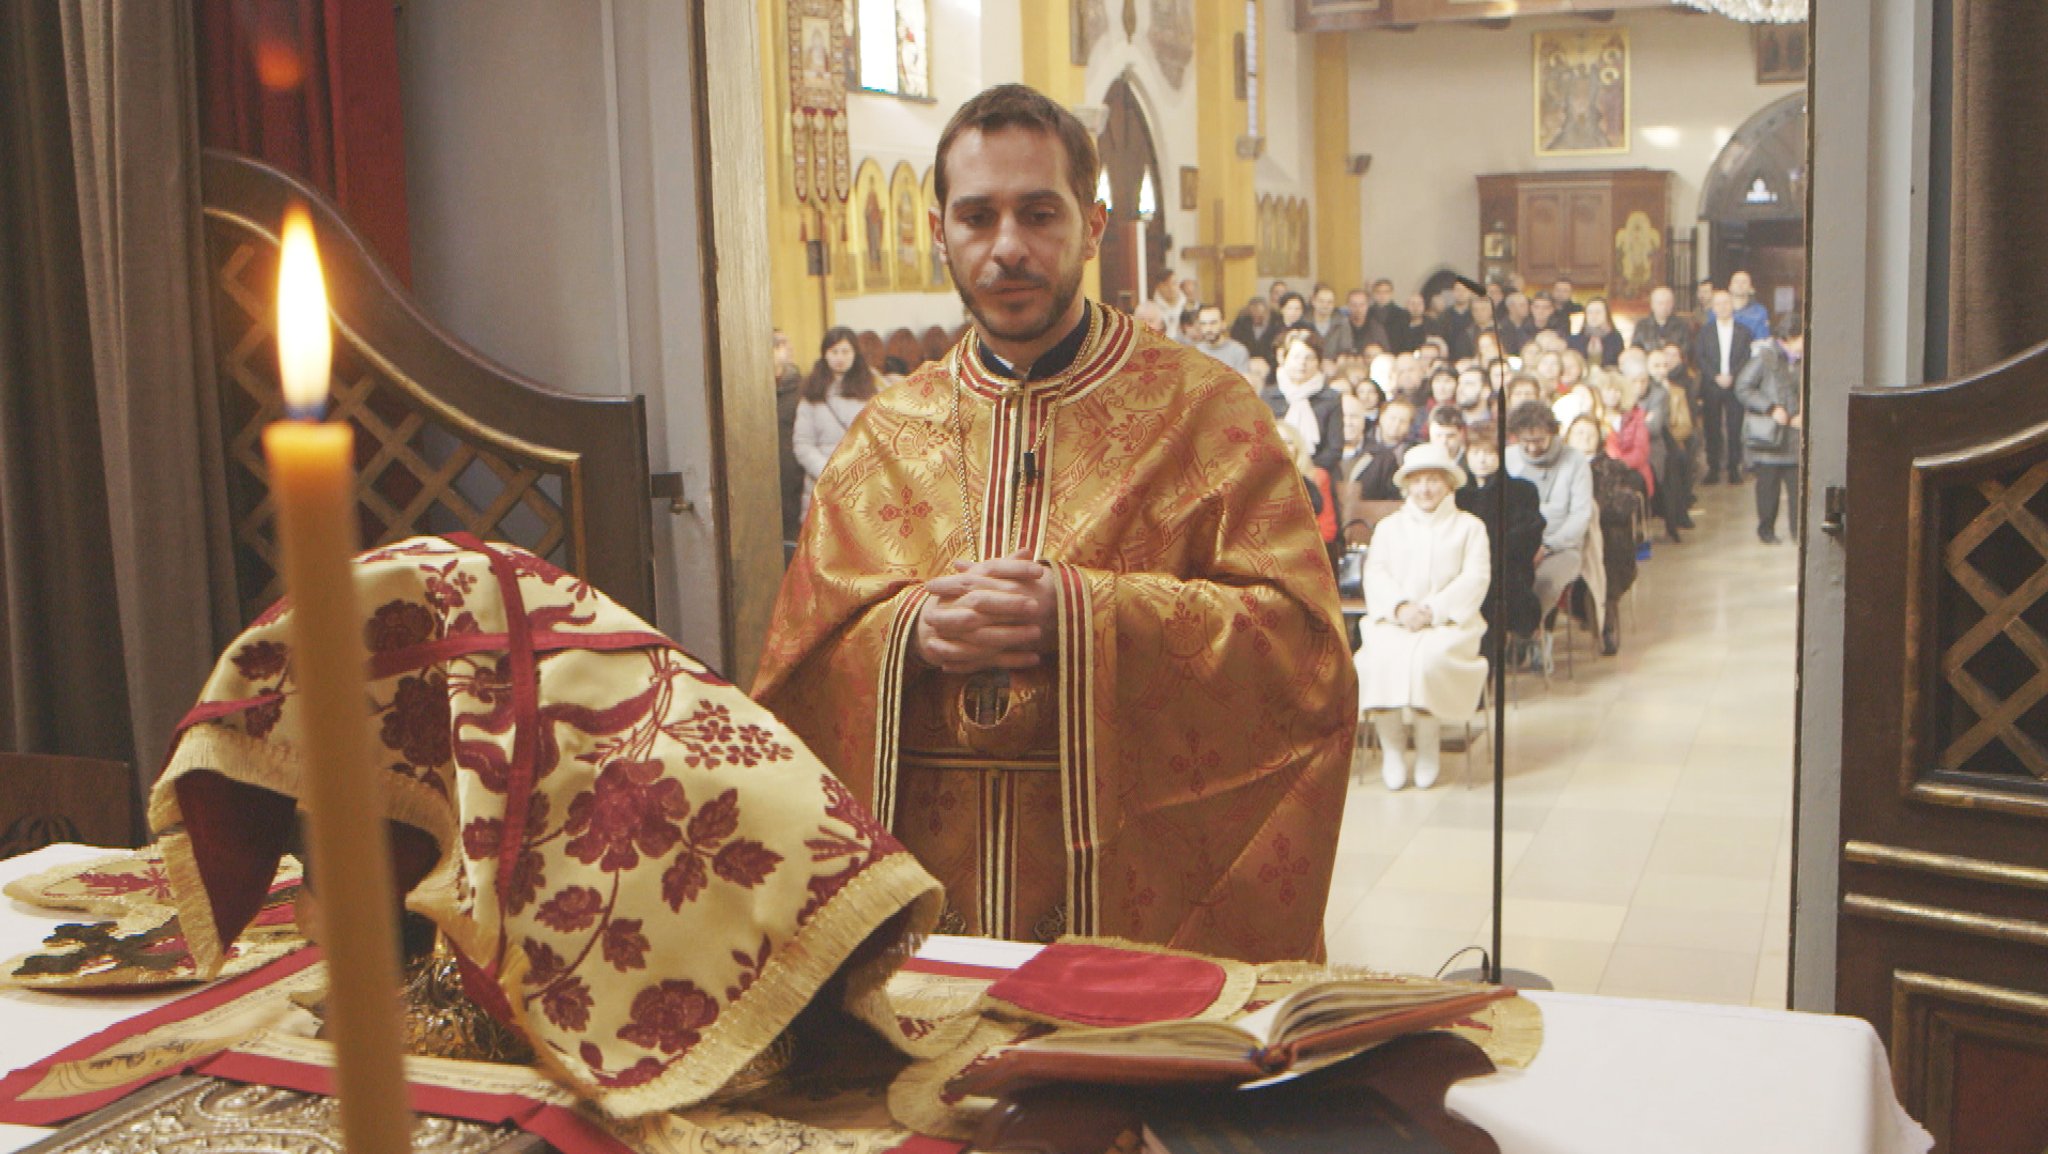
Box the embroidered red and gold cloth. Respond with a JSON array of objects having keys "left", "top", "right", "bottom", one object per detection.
[
  {"left": 146, "top": 535, "right": 944, "bottom": 1119},
  {"left": 754, "top": 306, "right": 1358, "bottom": 963}
]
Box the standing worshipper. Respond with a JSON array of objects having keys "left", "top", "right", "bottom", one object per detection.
[
  {"left": 792, "top": 327, "right": 878, "bottom": 519},
  {"left": 1728, "top": 270, "right": 1772, "bottom": 342},
  {"left": 1695, "top": 289, "right": 1755, "bottom": 484},
  {"left": 1736, "top": 313, "right": 1805, "bottom": 543},
  {"left": 1356, "top": 443, "right": 1491, "bottom": 791},
  {"left": 755, "top": 84, "right": 1355, "bottom": 963},
  {"left": 774, "top": 329, "right": 805, "bottom": 544}
]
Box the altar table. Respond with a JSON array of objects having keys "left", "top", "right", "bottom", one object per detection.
[{"left": 0, "top": 845, "right": 1932, "bottom": 1154}]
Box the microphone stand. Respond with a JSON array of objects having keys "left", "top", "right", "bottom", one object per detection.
[{"left": 1445, "top": 275, "right": 1550, "bottom": 992}]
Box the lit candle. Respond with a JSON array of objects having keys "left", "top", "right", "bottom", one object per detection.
[{"left": 264, "top": 205, "right": 415, "bottom": 1154}]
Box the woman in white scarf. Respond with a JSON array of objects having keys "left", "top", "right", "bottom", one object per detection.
[
  {"left": 1355, "top": 442, "right": 1492, "bottom": 790},
  {"left": 1260, "top": 329, "right": 1344, "bottom": 476}
]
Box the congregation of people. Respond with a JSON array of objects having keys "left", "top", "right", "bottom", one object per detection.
[{"left": 770, "top": 262, "right": 1806, "bottom": 796}]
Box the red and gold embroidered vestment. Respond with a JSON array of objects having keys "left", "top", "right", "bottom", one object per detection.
[{"left": 754, "top": 306, "right": 1357, "bottom": 963}]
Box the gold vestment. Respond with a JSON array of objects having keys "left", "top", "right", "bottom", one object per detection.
[{"left": 754, "top": 305, "right": 1357, "bottom": 963}]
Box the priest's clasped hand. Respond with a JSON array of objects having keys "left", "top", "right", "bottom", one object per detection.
[{"left": 913, "top": 550, "right": 1059, "bottom": 674}]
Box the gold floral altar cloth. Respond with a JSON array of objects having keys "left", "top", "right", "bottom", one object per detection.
[{"left": 145, "top": 535, "right": 947, "bottom": 1120}]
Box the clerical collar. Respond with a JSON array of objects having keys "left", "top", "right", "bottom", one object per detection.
[{"left": 977, "top": 303, "right": 1094, "bottom": 382}]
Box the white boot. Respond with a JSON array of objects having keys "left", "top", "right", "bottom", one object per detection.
[
  {"left": 1373, "top": 712, "right": 1410, "bottom": 791},
  {"left": 1412, "top": 714, "right": 1443, "bottom": 790}
]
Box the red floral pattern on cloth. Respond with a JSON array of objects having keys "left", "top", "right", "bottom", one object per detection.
[{"left": 149, "top": 536, "right": 944, "bottom": 1118}]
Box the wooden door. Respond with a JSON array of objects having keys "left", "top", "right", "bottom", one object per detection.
[
  {"left": 1517, "top": 187, "right": 1566, "bottom": 287},
  {"left": 1840, "top": 342, "right": 2048, "bottom": 1153},
  {"left": 1562, "top": 186, "right": 1611, "bottom": 286}
]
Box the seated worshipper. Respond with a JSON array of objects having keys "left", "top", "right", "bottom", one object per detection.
[
  {"left": 794, "top": 326, "right": 879, "bottom": 519},
  {"left": 1551, "top": 351, "right": 1599, "bottom": 429},
  {"left": 150, "top": 537, "right": 946, "bottom": 1117},
  {"left": 1426, "top": 402, "right": 1468, "bottom": 470},
  {"left": 1275, "top": 420, "right": 1341, "bottom": 566},
  {"left": 1133, "top": 300, "right": 1169, "bottom": 337},
  {"left": 1629, "top": 285, "right": 1692, "bottom": 366},
  {"left": 1263, "top": 328, "right": 1346, "bottom": 476},
  {"left": 1231, "top": 296, "right": 1282, "bottom": 363},
  {"left": 1277, "top": 291, "right": 1309, "bottom": 332},
  {"left": 1567, "top": 415, "right": 1645, "bottom": 656},
  {"left": 1457, "top": 423, "right": 1545, "bottom": 663},
  {"left": 1530, "top": 348, "right": 1563, "bottom": 397},
  {"left": 1338, "top": 396, "right": 1415, "bottom": 525},
  {"left": 1340, "top": 390, "right": 1371, "bottom": 461},
  {"left": 1529, "top": 294, "right": 1563, "bottom": 340},
  {"left": 1596, "top": 370, "right": 1655, "bottom": 497},
  {"left": 755, "top": 84, "right": 1355, "bottom": 963},
  {"left": 1243, "top": 353, "right": 1273, "bottom": 392},
  {"left": 1505, "top": 400, "right": 1595, "bottom": 622},
  {"left": 1455, "top": 367, "right": 1491, "bottom": 424},
  {"left": 1190, "top": 302, "right": 1251, "bottom": 372},
  {"left": 1504, "top": 374, "right": 1544, "bottom": 415},
  {"left": 1426, "top": 367, "right": 1460, "bottom": 414},
  {"left": 1355, "top": 378, "right": 1386, "bottom": 437},
  {"left": 1355, "top": 443, "right": 1491, "bottom": 792},
  {"left": 1498, "top": 292, "right": 1537, "bottom": 351},
  {"left": 1570, "top": 297, "right": 1623, "bottom": 368}
]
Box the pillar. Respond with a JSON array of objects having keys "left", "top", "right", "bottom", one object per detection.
[{"left": 1312, "top": 33, "right": 1361, "bottom": 291}]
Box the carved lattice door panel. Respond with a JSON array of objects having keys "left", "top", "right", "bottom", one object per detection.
[
  {"left": 1841, "top": 344, "right": 2048, "bottom": 1153},
  {"left": 199, "top": 152, "right": 656, "bottom": 625}
]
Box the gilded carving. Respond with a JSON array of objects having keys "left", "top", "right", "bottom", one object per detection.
[{"left": 1147, "top": 0, "right": 1195, "bottom": 89}]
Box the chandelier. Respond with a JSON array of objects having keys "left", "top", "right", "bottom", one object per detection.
[{"left": 1676, "top": 0, "right": 1807, "bottom": 21}]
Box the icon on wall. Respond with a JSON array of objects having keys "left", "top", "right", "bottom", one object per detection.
[{"left": 1533, "top": 29, "right": 1629, "bottom": 157}]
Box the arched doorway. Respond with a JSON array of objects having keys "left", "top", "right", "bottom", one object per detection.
[
  {"left": 1096, "top": 77, "right": 1169, "bottom": 314},
  {"left": 1700, "top": 91, "right": 1807, "bottom": 316}
]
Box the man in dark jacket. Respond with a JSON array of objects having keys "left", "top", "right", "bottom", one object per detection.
[
  {"left": 1629, "top": 286, "right": 1693, "bottom": 370},
  {"left": 1694, "top": 289, "right": 1755, "bottom": 484},
  {"left": 1366, "top": 278, "right": 1417, "bottom": 354}
]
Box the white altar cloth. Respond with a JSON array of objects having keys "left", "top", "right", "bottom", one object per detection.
[{"left": 0, "top": 847, "right": 1932, "bottom": 1154}]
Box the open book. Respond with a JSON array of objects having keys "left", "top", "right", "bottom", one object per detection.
[{"left": 953, "top": 976, "right": 1516, "bottom": 1094}]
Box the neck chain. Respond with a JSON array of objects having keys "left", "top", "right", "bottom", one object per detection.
[{"left": 948, "top": 309, "right": 1097, "bottom": 557}]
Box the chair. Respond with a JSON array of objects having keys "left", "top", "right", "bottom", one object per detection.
[
  {"left": 884, "top": 328, "right": 923, "bottom": 373},
  {"left": 201, "top": 152, "right": 657, "bottom": 625},
  {"left": 0, "top": 753, "right": 137, "bottom": 858}
]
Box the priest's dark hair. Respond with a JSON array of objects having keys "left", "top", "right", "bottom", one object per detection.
[
  {"left": 933, "top": 83, "right": 1100, "bottom": 212},
  {"left": 803, "top": 326, "right": 878, "bottom": 403}
]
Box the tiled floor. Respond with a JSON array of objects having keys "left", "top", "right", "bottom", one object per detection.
[{"left": 1326, "top": 477, "right": 1798, "bottom": 1008}]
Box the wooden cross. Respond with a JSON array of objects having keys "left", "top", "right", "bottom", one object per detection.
[{"left": 1180, "top": 197, "right": 1256, "bottom": 306}]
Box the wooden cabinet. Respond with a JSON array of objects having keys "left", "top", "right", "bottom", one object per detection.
[{"left": 1477, "top": 169, "right": 1673, "bottom": 310}]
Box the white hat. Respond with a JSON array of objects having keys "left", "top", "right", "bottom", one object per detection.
[{"left": 1392, "top": 441, "right": 1467, "bottom": 492}]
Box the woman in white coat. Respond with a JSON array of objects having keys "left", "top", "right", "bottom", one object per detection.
[{"left": 1355, "top": 442, "right": 1492, "bottom": 790}]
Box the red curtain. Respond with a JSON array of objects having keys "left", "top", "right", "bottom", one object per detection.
[{"left": 194, "top": 0, "right": 410, "bottom": 282}]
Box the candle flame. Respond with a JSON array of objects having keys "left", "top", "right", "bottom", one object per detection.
[{"left": 277, "top": 206, "right": 333, "bottom": 416}]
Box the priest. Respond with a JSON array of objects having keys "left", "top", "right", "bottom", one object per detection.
[{"left": 754, "top": 84, "right": 1356, "bottom": 964}]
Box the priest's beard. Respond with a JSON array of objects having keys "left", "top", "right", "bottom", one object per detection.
[{"left": 950, "top": 249, "right": 1088, "bottom": 349}]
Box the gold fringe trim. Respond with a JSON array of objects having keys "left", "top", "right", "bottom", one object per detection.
[
  {"left": 151, "top": 722, "right": 458, "bottom": 977},
  {"left": 886, "top": 1016, "right": 1022, "bottom": 1141},
  {"left": 976, "top": 935, "right": 1261, "bottom": 1028},
  {"left": 575, "top": 853, "right": 944, "bottom": 1119}
]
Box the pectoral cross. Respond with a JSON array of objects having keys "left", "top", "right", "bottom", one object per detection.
[{"left": 1180, "top": 198, "right": 1256, "bottom": 306}]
